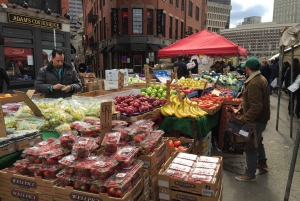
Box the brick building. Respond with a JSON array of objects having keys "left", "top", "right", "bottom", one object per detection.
[
  {"left": 0, "top": 0, "right": 71, "bottom": 90},
  {"left": 82, "top": 0, "right": 207, "bottom": 78}
]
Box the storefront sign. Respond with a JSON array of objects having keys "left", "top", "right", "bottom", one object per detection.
[
  {"left": 7, "top": 13, "right": 62, "bottom": 30},
  {"left": 156, "top": 9, "right": 164, "bottom": 35},
  {"left": 111, "top": 8, "right": 119, "bottom": 36}
]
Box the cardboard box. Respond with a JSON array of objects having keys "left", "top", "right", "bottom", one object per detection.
[
  {"left": 86, "top": 80, "right": 103, "bottom": 92},
  {"left": 0, "top": 141, "right": 16, "bottom": 157},
  {"left": 15, "top": 134, "right": 43, "bottom": 151},
  {"left": 158, "top": 152, "right": 223, "bottom": 197},
  {"left": 144, "top": 188, "right": 151, "bottom": 201},
  {"left": 0, "top": 94, "right": 21, "bottom": 104},
  {"left": 0, "top": 169, "right": 55, "bottom": 195},
  {"left": 79, "top": 73, "right": 96, "bottom": 78},
  {"left": 142, "top": 169, "right": 150, "bottom": 195},
  {"left": 104, "top": 79, "right": 129, "bottom": 90},
  {"left": 120, "top": 109, "right": 160, "bottom": 123},
  {"left": 105, "top": 69, "right": 129, "bottom": 80},
  {"left": 73, "top": 90, "right": 116, "bottom": 98},
  {"left": 0, "top": 186, "right": 53, "bottom": 201},
  {"left": 54, "top": 176, "right": 143, "bottom": 201},
  {"left": 168, "top": 137, "right": 194, "bottom": 156},
  {"left": 138, "top": 138, "right": 168, "bottom": 169}
]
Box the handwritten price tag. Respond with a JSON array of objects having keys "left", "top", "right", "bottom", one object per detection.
[
  {"left": 118, "top": 72, "right": 125, "bottom": 90},
  {"left": 144, "top": 65, "right": 150, "bottom": 87},
  {"left": 100, "top": 101, "right": 112, "bottom": 140},
  {"left": 166, "top": 80, "right": 171, "bottom": 104},
  {"left": 0, "top": 102, "right": 7, "bottom": 138},
  {"left": 13, "top": 90, "right": 44, "bottom": 117}
]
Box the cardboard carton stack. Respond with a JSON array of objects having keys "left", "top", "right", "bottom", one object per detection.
[
  {"left": 158, "top": 152, "right": 223, "bottom": 201},
  {"left": 105, "top": 69, "right": 129, "bottom": 90},
  {"left": 79, "top": 73, "right": 96, "bottom": 84}
]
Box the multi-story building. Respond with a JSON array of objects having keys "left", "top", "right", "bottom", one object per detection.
[
  {"left": 207, "top": 1, "right": 231, "bottom": 33},
  {"left": 82, "top": 0, "right": 207, "bottom": 78},
  {"left": 0, "top": 0, "right": 71, "bottom": 90},
  {"left": 273, "top": 0, "right": 300, "bottom": 24},
  {"left": 221, "top": 22, "right": 298, "bottom": 57},
  {"left": 208, "top": 0, "right": 231, "bottom": 28},
  {"left": 69, "top": 0, "right": 82, "bottom": 18},
  {"left": 242, "top": 16, "right": 261, "bottom": 25}
]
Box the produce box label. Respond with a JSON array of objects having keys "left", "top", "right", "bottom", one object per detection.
[
  {"left": 10, "top": 189, "right": 39, "bottom": 201},
  {"left": 10, "top": 177, "right": 37, "bottom": 189},
  {"left": 69, "top": 193, "right": 102, "bottom": 201}
]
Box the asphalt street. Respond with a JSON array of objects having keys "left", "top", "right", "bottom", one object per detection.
[{"left": 218, "top": 93, "right": 300, "bottom": 201}]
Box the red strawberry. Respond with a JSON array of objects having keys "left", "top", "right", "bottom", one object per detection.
[
  {"left": 100, "top": 186, "right": 107, "bottom": 193},
  {"left": 134, "top": 136, "right": 141, "bottom": 143},
  {"left": 108, "top": 188, "right": 116, "bottom": 196},
  {"left": 115, "top": 190, "right": 123, "bottom": 198}
]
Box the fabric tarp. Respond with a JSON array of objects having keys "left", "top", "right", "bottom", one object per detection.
[
  {"left": 158, "top": 30, "right": 248, "bottom": 57},
  {"left": 148, "top": 44, "right": 161, "bottom": 51},
  {"left": 159, "top": 111, "right": 220, "bottom": 138}
]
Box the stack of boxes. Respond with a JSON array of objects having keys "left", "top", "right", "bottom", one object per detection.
[{"left": 105, "top": 69, "right": 129, "bottom": 90}]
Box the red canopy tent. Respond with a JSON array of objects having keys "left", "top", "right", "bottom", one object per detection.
[{"left": 158, "top": 30, "right": 248, "bottom": 57}]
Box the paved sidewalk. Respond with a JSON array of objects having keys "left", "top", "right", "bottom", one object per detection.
[{"left": 219, "top": 93, "right": 300, "bottom": 201}]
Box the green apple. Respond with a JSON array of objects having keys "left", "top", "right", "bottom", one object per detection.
[
  {"left": 141, "top": 88, "right": 147, "bottom": 93},
  {"left": 141, "top": 92, "right": 147, "bottom": 96},
  {"left": 151, "top": 93, "right": 156, "bottom": 97},
  {"left": 152, "top": 89, "right": 157, "bottom": 94},
  {"left": 162, "top": 93, "right": 166, "bottom": 98},
  {"left": 158, "top": 88, "right": 164, "bottom": 93},
  {"left": 162, "top": 85, "right": 167, "bottom": 90},
  {"left": 162, "top": 91, "right": 166, "bottom": 96},
  {"left": 150, "top": 84, "right": 155, "bottom": 88},
  {"left": 155, "top": 85, "right": 161, "bottom": 90},
  {"left": 171, "top": 90, "right": 177, "bottom": 95},
  {"left": 146, "top": 88, "right": 152, "bottom": 95},
  {"left": 180, "top": 92, "right": 185, "bottom": 97},
  {"left": 157, "top": 93, "right": 162, "bottom": 98}
]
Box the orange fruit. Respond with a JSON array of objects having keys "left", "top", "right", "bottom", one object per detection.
[{"left": 4, "top": 94, "right": 12, "bottom": 98}]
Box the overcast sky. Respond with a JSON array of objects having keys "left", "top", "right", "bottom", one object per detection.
[{"left": 230, "top": 0, "right": 274, "bottom": 28}]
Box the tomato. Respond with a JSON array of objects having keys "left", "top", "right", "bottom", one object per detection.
[
  {"left": 168, "top": 140, "right": 174, "bottom": 148},
  {"left": 115, "top": 190, "right": 123, "bottom": 198},
  {"left": 174, "top": 141, "right": 181, "bottom": 147}
]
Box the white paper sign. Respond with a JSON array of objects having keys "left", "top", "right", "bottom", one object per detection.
[
  {"left": 27, "top": 55, "right": 33, "bottom": 65},
  {"left": 239, "top": 130, "right": 249, "bottom": 138}
]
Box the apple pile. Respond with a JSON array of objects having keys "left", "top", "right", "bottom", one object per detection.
[
  {"left": 114, "top": 94, "right": 166, "bottom": 115},
  {"left": 171, "top": 84, "right": 195, "bottom": 95}
]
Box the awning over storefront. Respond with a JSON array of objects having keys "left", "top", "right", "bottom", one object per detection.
[
  {"left": 105, "top": 45, "right": 115, "bottom": 52},
  {"left": 148, "top": 44, "right": 161, "bottom": 51},
  {"left": 131, "top": 44, "right": 147, "bottom": 51},
  {"left": 112, "top": 44, "right": 129, "bottom": 52}
]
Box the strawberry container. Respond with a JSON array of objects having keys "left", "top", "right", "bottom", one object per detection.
[
  {"left": 90, "top": 158, "right": 119, "bottom": 180},
  {"left": 40, "top": 148, "right": 69, "bottom": 165},
  {"left": 6, "top": 166, "right": 18, "bottom": 174},
  {"left": 120, "top": 160, "right": 143, "bottom": 184},
  {"left": 13, "top": 159, "right": 31, "bottom": 175},
  {"left": 56, "top": 170, "right": 74, "bottom": 187},
  {"left": 112, "top": 120, "right": 128, "bottom": 128},
  {"left": 172, "top": 158, "right": 195, "bottom": 167},
  {"left": 35, "top": 137, "right": 55, "bottom": 147},
  {"left": 73, "top": 176, "right": 91, "bottom": 192},
  {"left": 83, "top": 117, "right": 101, "bottom": 125},
  {"left": 58, "top": 155, "right": 77, "bottom": 175},
  {"left": 194, "top": 162, "right": 218, "bottom": 170},
  {"left": 197, "top": 156, "right": 220, "bottom": 164},
  {"left": 148, "top": 130, "right": 164, "bottom": 143},
  {"left": 128, "top": 126, "right": 149, "bottom": 140},
  {"left": 72, "top": 137, "right": 96, "bottom": 159},
  {"left": 114, "top": 146, "right": 139, "bottom": 167},
  {"left": 22, "top": 147, "right": 47, "bottom": 163},
  {"left": 131, "top": 120, "right": 154, "bottom": 128},
  {"left": 101, "top": 132, "right": 121, "bottom": 153},
  {"left": 79, "top": 125, "right": 101, "bottom": 137},
  {"left": 131, "top": 138, "right": 157, "bottom": 155},
  {"left": 190, "top": 168, "right": 217, "bottom": 177},
  {"left": 59, "top": 131, "right": 78, "bottom": 149},
  {"left": 105, "top": 173, "right": 132, "bottom": 198},
  {"left": 113, "top": 127, "right": 132, "bottom": 142},
  {"left": 168, "top": 163, "right": 192, "bottom": 174},
  {"left": 187, "top": 174, "right": 213, "bottom": 183},
  {"left": 164, "top": 168, "right": 188, "bottom": 180},
  {"left": 74, "top": 156, "right": 99, "bottom": 177},
  {"left": 70, "top": 121, "right": 91, "bottom": 130},
  {"left": 176, "top": 153, "right": 198, "bottom": 161},
  {"left": 42, "top": 165, "right": 61, "bottom": 180},
  {"left": 27, "top": 164, "right": 43, "bottom": 177},
  {"left": 89, "top": 180, "right": 107, "bottom": 194}
]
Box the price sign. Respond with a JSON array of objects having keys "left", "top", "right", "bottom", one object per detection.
[
  {"left": 174, "top": 67, "right": 178, "bottom": 83},
  {"left": 211, "top": 89, "right": 221, "bottom": 96},
  {"left": 175, "top": 84, "right": 182, "bottom": 102},
  {"left": 13, "top": 90, "right": 44, "bottom": 117},
  {"left": 144, "top": 65, "right": 150, "bottom": 87},
  {"left": 0, "top": 102, "right": 7, "bottom": 138},
  {"left": 26, "top": 90, "right": 35, "bottom": 99},
  {"left": 100, "top": 101, "right": 112, "bottom": 140},
  {"left": 166, "top": 80, "right": 171, "bottom": 104},
  {"left": 118, "top": 72, "right": 125, "bottom": 90}
]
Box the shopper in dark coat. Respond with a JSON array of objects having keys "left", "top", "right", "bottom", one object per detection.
[
  {"left": 35, "top": 49, "right": 82, "bottom": 98},
  {"left": 191, "top": 59, "right": 199, "bottom": 74},
  {"left": 260, "top": 60, "right": 271, "bottom": 93},
  {"left": 0, "top": 66, "right": 10, "bottom": 93},
  {"left": 173, "top": 55, "right": 188, "bottom": 79},
  {"left": 78, "top": 60, "right": 87, "bottom": 73},
  {"left": 285, "top": 58, "right": 300, "bottom": 118},
  {"left": 269, "top": 57, "right": 279, "bottom": 94}
]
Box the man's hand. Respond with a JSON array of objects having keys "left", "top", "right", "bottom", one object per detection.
[
  {"left": 64, "top": 85, "right": 72, "bottom": 93},
  {"left": 53, "top": 84, "right": 62, "bottom": 90}
]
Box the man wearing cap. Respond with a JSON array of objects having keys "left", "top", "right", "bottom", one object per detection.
[{"left": 235, "top": 57, "right": 270, "bottom": 182}]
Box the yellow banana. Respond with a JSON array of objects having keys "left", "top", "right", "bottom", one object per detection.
[
  {"left": 189, "top": 106, "right": 200, "bottom": 116},
  {"left": 160, "top": 107, "right": 168, "bottom": 116},
  {"left": 191, "top": 101, "right": 198, "bottom": 106},
  {"left": 185, "top": 97, "right": 192, "bottom": 105},
  {"left": 177, "top": 103, "right": 189, "bottom": 118},
  {"left": 165, "top": 105, "right": 175, "bottom": 115}
]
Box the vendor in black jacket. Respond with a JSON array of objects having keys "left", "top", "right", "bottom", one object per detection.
[
  {"left": 173, "top": 55, "right": 188, "bottom": 79},
  {"left": 34, "top": 49, "right": 82, "bottom": 98}
]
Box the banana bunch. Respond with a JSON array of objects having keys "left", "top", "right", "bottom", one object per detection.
[{"left": 160, "top": 96, "right": 207, "bottom": 118}]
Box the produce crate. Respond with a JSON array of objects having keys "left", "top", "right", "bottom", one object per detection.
[
  {"left": 15, "top": 133, "right": 43, "bottom": 151},
  {"left": 0, "top": 169, "right": 56, "bottom": 195},
  {"left": 0, "top": 141, "right": 16, "bottom": 157},
  {"left": 167, "top": 137, "right": 194, "bottom": 156},
  {"left": 0, "top": 94, "right": 21, "bottom": 104},
  {"left": 119, "top": 108, "right": 161, "bottom": 123},
  {"left": 157, "top": 152, "right": 223, "bottom": 197},
  {"left": 0, "top": 186, "right": 53, "bottom": 201}
]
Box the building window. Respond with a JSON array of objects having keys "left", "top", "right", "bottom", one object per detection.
[
  {"left": 188, "top": 1, "right": 193, "bottom": 17},
  {"left": 181, "top": 21, "right": 184, "bottom": 38},
  {"left": 100, "top": 0, "right": 102, "bottom": 9},
  {"left": 103, "top": 0, "right": 105, "bottom": 6},
  {"left": 169, "top": 16, "right": 173, "bottom": 39},
  {"left": 170, "top": 0, "right": 173, "bottom": 5},
  {"left": 4, "top": 47, "right": 35, "bottom": 81},
  {"left": 104, "top": 17, "right": 106, "bottom": 39},
  {"left": 9, "top": 0, "right": 61, "bottom": 14},
  {"left": 122, "top": 8, "right": 129, "bottom": 35},
  {"left": 147, "top": 9, "right": 153, "bottom": 35},
  {"left": 181, "top": 0, "right": 184, "bottom": 11},
  {"left": 188, "top": 26, "right": 192, "bottom": 35},
  {"left": 176, "top": 0, "right": 179, "bottom": 8},
  {"left": 133, "top": 9, "right": 143, "bottom": 34},
  {"left": 196, "top": 6, "right": 199, "bottom": 21},
  {"left": 162, "top": 13, "right": 166, "bottom": 37},
  {"left": 175, "top": 19, "right": 178, "bottom": 40}
]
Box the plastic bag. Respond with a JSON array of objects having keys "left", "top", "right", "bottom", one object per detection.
[
  {"left": 55, "top": 123, "right": 71, "bottom": 134},
  {"left": 270, "top": 78, "right": 278, "bottom": 88}
]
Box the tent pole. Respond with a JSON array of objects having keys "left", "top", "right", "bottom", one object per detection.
[
  {"left": 284, "top": 121, "right": 300, "bottom": 201},
  {"left": 290, "top": 46, "right": 295, "bottom": 138},
  {"left": 276, "top": 46, "right": 285, "bottom": 131}
]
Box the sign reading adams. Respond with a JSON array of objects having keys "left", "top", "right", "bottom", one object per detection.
[{"left": 8, "top": 13, "right": 62, "bottom": 29}]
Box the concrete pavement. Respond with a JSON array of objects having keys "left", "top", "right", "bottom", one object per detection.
[{"left": 218, "top": 93, "right": 300, "bottom": 201}]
